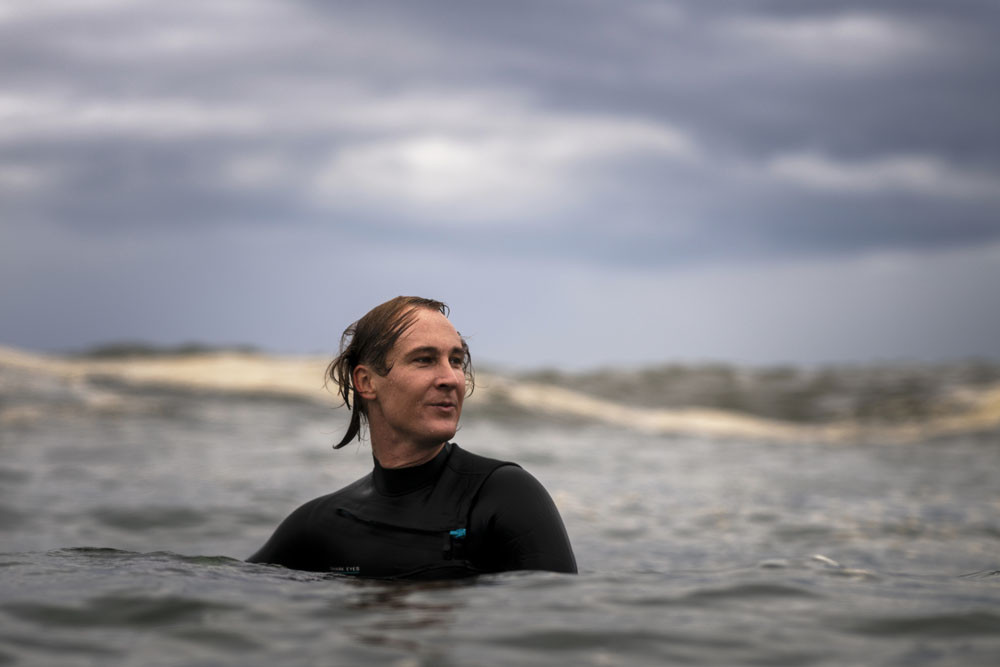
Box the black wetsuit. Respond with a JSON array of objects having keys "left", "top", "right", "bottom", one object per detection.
[{"left": 247, "top": 443, "right": 577, "bottom": 579}]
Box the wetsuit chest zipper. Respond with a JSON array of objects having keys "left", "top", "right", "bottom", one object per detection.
[{"left": 335, "top": 508, "right": 467, "bottom": 560}]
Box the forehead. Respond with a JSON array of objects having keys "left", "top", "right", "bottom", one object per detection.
[{"left": 394, "top": 308, "right": 462, "bottom": 351}]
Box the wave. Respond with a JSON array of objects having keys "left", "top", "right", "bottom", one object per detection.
[
  {"left": 468, "top": 374, "right": 1000, "bottom": 443},
  {"left": 2, "top": 344, "right": 999, "bottom": 443}
]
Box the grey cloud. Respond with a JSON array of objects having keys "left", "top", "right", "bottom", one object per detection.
[{"left": 1, "top": 0, "right": 998, "bottom": 265}]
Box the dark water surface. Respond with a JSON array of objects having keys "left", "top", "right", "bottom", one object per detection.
[{"left": 2, "top": 389, "right": 1000, "bottom": 665}]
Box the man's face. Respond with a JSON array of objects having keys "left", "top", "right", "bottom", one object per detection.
[{"left": 361, "top": 308, "right": 467, "bottom": 449}]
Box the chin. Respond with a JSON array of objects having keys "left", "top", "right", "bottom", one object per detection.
[{"left": 425, "top": 422, "right": 459, "bottom": 444}]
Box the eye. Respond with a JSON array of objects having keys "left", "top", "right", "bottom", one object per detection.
[{"left": 450, "top": 356, "right": 464, "bottom": 368}]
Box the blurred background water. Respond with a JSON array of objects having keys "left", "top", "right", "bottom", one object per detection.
[{"left": 2, "top": 352, "right": 999, "bottom": 665}]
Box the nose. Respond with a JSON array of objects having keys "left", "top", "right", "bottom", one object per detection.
[{"left": 434, "top": 359, "right": 461, "bottom": 389}]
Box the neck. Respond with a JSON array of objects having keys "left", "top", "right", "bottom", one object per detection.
[
  {"left": 372, "top": 439, "right": 447, "bottom": 469},
  {"left": 364, "top": 405, "right": 454, "bottom": 469}
]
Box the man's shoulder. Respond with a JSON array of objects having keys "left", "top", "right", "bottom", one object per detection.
[
  {"left": 445, "top": 443, "right": 521, "bottom": 476},
  {"left": 478, "top": 462, "right": 547, "bottom": 495}
]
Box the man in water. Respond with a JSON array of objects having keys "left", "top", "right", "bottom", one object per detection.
[{"left": 248, "top": 296, "right": 577, "bottom": 579}]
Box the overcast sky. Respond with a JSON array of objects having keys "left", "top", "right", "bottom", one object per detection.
[{"left": 1, "top": 0, "right": 998, "bottom": 369}]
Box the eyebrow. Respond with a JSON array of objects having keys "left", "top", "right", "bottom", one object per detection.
[{"left": 404, "top": 345, "right": 465, "bottom": 358}]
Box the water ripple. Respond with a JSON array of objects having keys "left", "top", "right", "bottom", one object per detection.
[
  {"left": 843, "top": 610, "right": 1000, "bottom": 638},
  {"left": 4, "top": 594, "right": 240, "bottom": 628}
]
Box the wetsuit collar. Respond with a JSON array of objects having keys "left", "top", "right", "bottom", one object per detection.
[{"left": 372, "top": 442, "right": 453, "bottom": 496}]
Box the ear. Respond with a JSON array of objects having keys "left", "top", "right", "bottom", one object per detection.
[{"left": 353, "top": 364, "right": 377, "bottom": 401}]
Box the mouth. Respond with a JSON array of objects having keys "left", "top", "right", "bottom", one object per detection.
[{"left": 428, "top": 400, "right": 457, "bottom": 410}]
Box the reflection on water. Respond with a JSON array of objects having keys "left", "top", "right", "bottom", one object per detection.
[{"left": 338, "top": 579, "right": 474, "bottom": 653}]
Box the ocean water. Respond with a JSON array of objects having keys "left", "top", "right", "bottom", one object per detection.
[{"left": 2, "top": 381, "right": 1000, "bottom": 665}]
